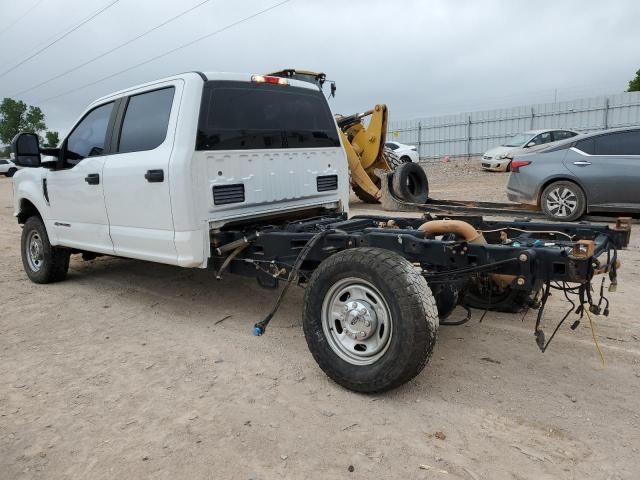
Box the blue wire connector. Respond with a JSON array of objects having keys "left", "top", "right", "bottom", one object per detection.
[{"left": 252, "top": 325, "right": 264, "bottom": 336}]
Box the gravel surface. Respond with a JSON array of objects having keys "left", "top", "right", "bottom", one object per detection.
[{"left": 1, "top": 171, "right": 639, "bottom": 479}]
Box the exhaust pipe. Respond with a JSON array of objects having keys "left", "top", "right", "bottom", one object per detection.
[
  {"left": 419, "top": 220, "right": 515, "bottom": 288},
  {"left": 418, "top": 220, "right": 486, "bottom": 244}
]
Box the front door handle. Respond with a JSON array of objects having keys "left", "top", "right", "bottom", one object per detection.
[
  {"left": 144, "top": 169, "right": 164, "bottom": 183},
  {"left": 573, "top": 161, "right": 592, "bottom": 166},
  {"left": 85, "top": 173, "right": 100, "bottom": 185}
]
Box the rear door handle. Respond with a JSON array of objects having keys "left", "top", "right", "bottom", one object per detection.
[
  {"left": 573, "top": 161, "right": 592, "bottom": 166},
  {"left": 144, "top": 169, "right": 164, "bottom": 183},
  {"left": 84, "top": 173, "right": 100, "bottom": 185}
]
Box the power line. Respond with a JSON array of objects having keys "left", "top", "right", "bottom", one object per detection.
[
  {"left": 38, "top": 0, "right": 292, "bottom": 104},
  {"left": 0, "top": 0, "right": 121, "bottom": 80},
  {"left": 13, "top": 0, "right": 212, "bottom": 98},
  {"left": 0, "top": 0, "right": 46, "bottom": 38}
]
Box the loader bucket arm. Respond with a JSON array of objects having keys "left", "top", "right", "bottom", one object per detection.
[{"left": 341, "top": 130, "right": 382, "bottom": 199}]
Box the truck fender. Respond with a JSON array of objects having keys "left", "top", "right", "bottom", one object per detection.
[{"left": 14, "top": 174, "right": 58, "bottom": 244}]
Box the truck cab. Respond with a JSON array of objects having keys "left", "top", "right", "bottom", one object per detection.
[{"left": 12, "top": 72, "right": 347, "bottom": 268}]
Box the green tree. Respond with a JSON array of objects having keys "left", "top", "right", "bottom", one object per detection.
[
  {"left": 44, "top": 130, "right": 60, "bottom": 147},
  {"left": 0, "top": 97, "right": 49, "bottom": 144},
  {"left": 628, "top": 69, "right": 640, "bottom": 92}
]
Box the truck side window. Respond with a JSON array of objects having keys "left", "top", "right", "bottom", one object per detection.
[
  {"left": 65, "top": 101, "right": 115, "bottom": 166},
  {"left": 118, "top": 87, "right": 175, "bottom": 154}
]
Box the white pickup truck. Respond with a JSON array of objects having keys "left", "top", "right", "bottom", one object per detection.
[{"left": 11, "top": 71, "right": 629, "bottom": 393}]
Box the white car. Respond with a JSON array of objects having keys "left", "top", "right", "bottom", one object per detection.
[
  {"left": 0, "top": 158, "right": 18, "bottom": 177},
  {"left": 481, "top": 129, "right": 578, "bottom": 172},
  {"left": 385, "top": 141, "right": 419, "bottom": 163}
]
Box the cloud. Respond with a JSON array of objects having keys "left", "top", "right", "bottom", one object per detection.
[{"left": 0, "top": 0, "right": 638, "bottom": 135}]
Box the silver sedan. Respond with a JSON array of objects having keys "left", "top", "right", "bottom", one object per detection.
[{"left": 506, "top": 127, "right": 640, "bottom": 221}]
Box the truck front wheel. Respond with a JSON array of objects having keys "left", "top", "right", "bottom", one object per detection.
[
  {"left": 303, "top": 248, "right": 438, "bottom": 393},
  {"left": 21, "top": 216, "right": 70, "bottom": 284}
]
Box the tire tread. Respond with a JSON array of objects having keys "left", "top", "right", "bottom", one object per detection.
[{"left": 303, "top": 247, "right": 438, "bottom": 393}]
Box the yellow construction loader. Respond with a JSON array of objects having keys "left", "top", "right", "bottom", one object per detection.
[{"left": 267, "top": 69, "right": 428, "bottom": 205}]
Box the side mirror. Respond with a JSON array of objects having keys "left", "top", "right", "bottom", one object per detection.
[
  {"left": 11, "top": 132, "right": 41, "bottom": 167},
  {"left": 525, "top": 141, "right": 536, "bottom": 148}
]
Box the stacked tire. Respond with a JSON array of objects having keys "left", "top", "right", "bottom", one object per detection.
[{"left": 390, "top": 162, "right": 429, "bottom": 204}]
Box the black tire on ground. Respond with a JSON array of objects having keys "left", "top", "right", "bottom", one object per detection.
[
  {"left": 21, "top": 216, "right": 70, "bottom": 284},
  {"left": 399, "top": 156, "right": 412, "bottom": 164},
  {"left": 351, "top": 183, "right": 379, "bottom": 204},
  {"left": 505, "top": 161, "right": 511, "bottom": 172},
  {"left": 540, "top": 180, "right": 586, "bottom": 222},
  {"left": 391, "top": 162, "right": 429, "bottom": 204},
  {"left": 303, "top": 247, "right": 439, "bottom": 393},
  {"left": 7, "top": 168, "right": 17, "bottom": 177},
  {"left": 463, "top": 280, "right": 538, "bottom": 314}
]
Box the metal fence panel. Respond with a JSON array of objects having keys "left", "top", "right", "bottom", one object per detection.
[{"left": 388, "top": 91, "right": 640, "bottom": 160}]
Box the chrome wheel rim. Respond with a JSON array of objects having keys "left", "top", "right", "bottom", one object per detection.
[
  {"left": 26, "top": 231, "right": 44, "bottom": 272},
  {"left": 546, "top": 186, "right": 578, "bottom": 218},
  {"left": 321, "top": 278, "right": 393, "bottom": 365}
]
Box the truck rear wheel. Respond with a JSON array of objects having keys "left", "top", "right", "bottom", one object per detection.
[
  {"left": 21, "top": 216, "right": 70, "bottom": 284},
  {"left": 303, "top": 247, "right": 438, "bottom": 393}
]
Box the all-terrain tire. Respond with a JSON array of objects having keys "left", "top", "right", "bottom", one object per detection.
[
  {"left": 303, "top": 247, "right": 438, "bottom": 393},
  {"left": 7, "top": 168, "right": 17, "bottom": 177},
  {"left": 540, "top": 181, "right": 586, "bottom": 222},
  {"left": 391, "top": 162, "right": 429, "bottom": 204},
  {"left": 21, "top": 216, "right": 70, "bottom": 284}
]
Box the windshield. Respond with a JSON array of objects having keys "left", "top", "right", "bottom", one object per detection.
[{"left": 503, "top": 133, "right": 533, "bottom": 147}]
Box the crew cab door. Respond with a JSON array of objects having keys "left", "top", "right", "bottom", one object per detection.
[
  {"left": 102, "top": 82, "right": 181, "bottom": 264},
  {"left": 45, "top": 101, "right": 116, "bottom": 253}
]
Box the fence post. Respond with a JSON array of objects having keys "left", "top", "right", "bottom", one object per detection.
[
  {"left": 603, "top": 97, "right": 610, "bottom": 129},
  {"left": 530, "top": 108, "right": 535, "bottom": 129},
  {"left": 467, "top": 115, "right": 472, "bottom": 158},
  {"left": 417, "top": 121, "right": 422, "bottom": 160}
]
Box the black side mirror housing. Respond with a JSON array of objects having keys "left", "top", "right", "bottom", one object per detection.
[{"left": 11, "top": 132, "right": 41, "bottom": 167}]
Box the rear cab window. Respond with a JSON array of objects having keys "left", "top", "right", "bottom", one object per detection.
[{"left": 196, "top": 81, "right": 340, "bottom": 151}]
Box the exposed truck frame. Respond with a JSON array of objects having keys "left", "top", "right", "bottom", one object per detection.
[{"left": 210, "top": 208, "right": 629, "bottom": 391}]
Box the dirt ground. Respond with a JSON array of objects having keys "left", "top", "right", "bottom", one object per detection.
[{"left": 1, "top": 164, "right": 639, "bottom": 480}]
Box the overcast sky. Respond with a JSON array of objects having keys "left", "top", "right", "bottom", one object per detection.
[{"left": 0, "top": 0, "right": 639, "bottom": 136}]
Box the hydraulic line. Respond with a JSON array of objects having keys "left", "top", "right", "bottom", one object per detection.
[{"left": 253, "top": 229, "right": 334, "bottom": 336}]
